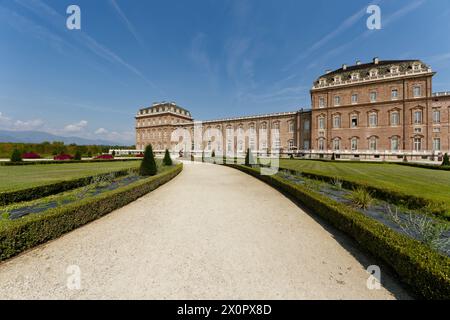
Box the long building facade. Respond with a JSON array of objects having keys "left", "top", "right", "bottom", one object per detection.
[{"left": 135, "top": 58, "right": 450, "bottom": 160}]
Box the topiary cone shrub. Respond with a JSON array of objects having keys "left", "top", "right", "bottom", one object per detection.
[
  {"left": 245, "top": 148, "right": 255, "bottom": 167},
  {"left": 74, "top": 150, "right": 82, "bottom": 161},
  {"left": 163, "top": 149, "right": 173, "bottom": 166},
  {"left": 443, "top": 153, "right": 450, "bottom": 166},
  {"left": 140, "top": 144, "right": 157, "bottom": 176},
  {"left": 10, "top": 149, "right": 22, "bottom": 162}
]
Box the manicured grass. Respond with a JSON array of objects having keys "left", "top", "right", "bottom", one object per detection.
[
  {"left": 0, "top": 161, "right": 141, "bottom": 193},
  {"left": 278, "top": 159, "right": 450, "bottom": 212}
]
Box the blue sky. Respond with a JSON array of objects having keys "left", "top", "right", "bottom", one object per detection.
[{"left": 1, "top": 0, "right": 450, "bottom": 144}]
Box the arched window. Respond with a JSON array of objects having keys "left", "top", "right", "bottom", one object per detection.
[
  {"left": 351, "top": 137, "right": 358, "bottom": 151},
  {"left": 368, "top": 136, "right": 378, "bottom": 151},
  {"left": 391, "top": 136, "right": 400, "bottom": 151},
  {"left": 332, "top": 138, "right": 341, "bottom": 151}
]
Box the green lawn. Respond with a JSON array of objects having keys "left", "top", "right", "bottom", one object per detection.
[
  {"left": 0, "top": 161, "right": 141, "bottom": 193},
  {"left": 278, "top": 159, "right": 450, "bottom": 210}
]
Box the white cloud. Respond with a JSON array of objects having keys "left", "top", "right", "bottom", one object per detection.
[
  {"left": 95, "top": 128, "right": 108, "bottom": 135},
  {"left": 64, "top": 120, "right": 88, "bottom": 133},
  {"left": 14, "top": 119, "right": 44, "bottom": 130}
]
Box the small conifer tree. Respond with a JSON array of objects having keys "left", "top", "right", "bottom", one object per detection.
[
  {"left": 74, "top": 150, "right": 82, "bottom": 161},
  {"left": 10, "top": 149, "right": 22, "bottom": 162},
  {"left": 163, "top": 149, "right": 173, "bottom": 166},
  {"left": 443, "top": 153, "right": 450, "bottom": 166},
  {"left": 140, "top": 145, "right": 157, "bottom": 176}
]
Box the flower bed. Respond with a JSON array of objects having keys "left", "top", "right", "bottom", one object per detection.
[
  {"left": 54, "top": 154, "right": 73, "bottom": 161},
  {"left": 226, "top": 164, "right": 450, "bottom": 299},
  {"left": 95, "top": 154, "right": 114, "bottom": 160},
  {"left": 22, "top": 152, "right": 41, "bottom": 159},
  {"left": 0, "top": 164, "right": 182, "bottom": 262}
]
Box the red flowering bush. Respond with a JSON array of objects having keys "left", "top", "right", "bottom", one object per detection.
[
  {"left": 54, "top": 154, "right": 73, "bottom": 161},
  {"left": 22, "top": 152, "right": 41, "bottom": 159},
  {"left": 95, "top": 154, "right": 114, "bottom": 160}
]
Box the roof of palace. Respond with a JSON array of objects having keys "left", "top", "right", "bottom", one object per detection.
[
  {"left": 137, "top": 102, "right": 192, "bottom": 118},
  {"left": 314, "top": 59, "right": 431, "bottom": 85}
]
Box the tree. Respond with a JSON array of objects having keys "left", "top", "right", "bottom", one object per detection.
[
  {"left": 112, "top": 150, "right": 116, "bottom": 157},
  {"left": 74, "top": 150, "right": 82, "bottom": 161},
  {"left": 10, "top": 149, "right": 22, "bottom": 162},
  {"left": 443, "top": 153, "right": 450, "bottom": 166},
  {"left": 211, "top": 150, "right": 216, "bottom": 164},
  {"left": 163, "top": 149, "right": 173, "bottom": 166},
  {"left": 87, "top": 151, "right": 93, "bottom": 158},
  {"left": 331, "top": 153, "right": 336, "bottom": 161},
  {"left": 140, "top": 144, "right": 157, "bottom": 176},
  {"left": 202, "top": 150, "right": 205, "bottom": 163}
]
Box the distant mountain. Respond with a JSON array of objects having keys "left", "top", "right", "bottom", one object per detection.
[{"left": 0, "top": 130, "right": 129, "bottom": 146}]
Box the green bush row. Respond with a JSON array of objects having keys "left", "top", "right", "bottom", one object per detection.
[
  {"left": 0, "top": 164, "right": 182, "bottom": 262},
  {"left": 1, "top": 158, "right": 140, "bottom": 166},
  {"left": 276, "top": 166, "right": 448, "bottom": 219},
  {"left": 0, "top": 168, "right": 139, "bottom": 206},
  {"left": 227, "top": 164, "right": 450, "bottom": 299}
]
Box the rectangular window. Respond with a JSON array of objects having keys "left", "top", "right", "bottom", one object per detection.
[
  {"left": 414, "top": 110, "right": 422, "bottom": 124},
  {"left": 433, "top": 110, "right": 441, "bottom": 123},
  {"left": 391, "top": 89, "right": 398, "bottom": 100},
  {"left": 334, "top": 96, "right": 341, "bottom": 106},
  {"left": 391, "top": 138, "right": 399, "bottom": 151},
  {"left": 351, "top": 139, "right": 358, "bottom": 151},
  {"left": 413, "top": 86, "right": 422, "bottom": 97},
  {"left": 304, "top": 120, "right": 310, "bottom": 131},
  {"left": 433, "top": 138, "right": 441, "bottom": 151},
  {"left": 351, "top": 94, "right": 358, "bottom": 104},
  {"left": 351, "top": 115, "right": 358, "bottom": 128},
  {"left": 369, "top": 113, "right": 378, "bottom": 127},
  {"left": 370, "top": 92, "right": 377, "bottom": 102},
  {"left": 303, "top": 141, "right": 310, "bottom": 150},
  {"left": 318, "top": 139, "right": 325, "bottom": 151},
  {"left": 333, "top": 139, "right": 340, "bottom": 151},
  {"left": 318, "top": 118, "right": 325, "bottom": 130},
  {"left": 414, "top": 138, "right": 422, "bottom": 151},
  {"left": 319, "top": 97, "right": 325, "bottom": 108},
  {"left": 289, "top": 122, "right": 294, "bottom": 133},
  {"left": 333, "top": 116, "right": 341, "bottom": 128},
  {"left": 391, "top": 112, "right": 399, "bottom": 126}
]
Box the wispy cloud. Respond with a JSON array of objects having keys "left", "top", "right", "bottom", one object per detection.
[
  {"left": 12, "top": 0, "right": 160, "bottom": 91},
  {"left": 109, "top": 0, "right": 145, "bottom": 47},
  {"left": 63, "top": 120, "right": 88, "bottom": 133},
  {"left": 189, "top": 33, "right": 219, "bottom": 88},
  {"left": 283, "top": 0, "right": 383, "bottom": 71}
]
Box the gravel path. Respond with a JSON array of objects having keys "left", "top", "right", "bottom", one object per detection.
[{"left": 0, "top": 163, "right": 410, "bottom": 299}]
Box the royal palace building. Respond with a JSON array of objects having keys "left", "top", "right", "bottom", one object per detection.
[{"left": 135, "top": 58, "right": 450, "bottom": 160}]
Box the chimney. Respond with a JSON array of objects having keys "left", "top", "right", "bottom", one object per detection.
[
  {"left": 373, "top": 57, "right": 379, "bottom": 65},
  {"left": 356, "top": 60, "right": 361, "bottom": 65},
  {"left": 342, "top": 64, "right": 347, "bottom": 70}
]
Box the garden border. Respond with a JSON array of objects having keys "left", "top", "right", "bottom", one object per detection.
[
  {"left": 0, "top": 167, "right": 141, "bottom": 206},
  {"left": 226, "top": 164, "right": 450, "bottom": 299},
  {"left": 0, "top": 164, "right": 182, "bottom": 262},
  {"left": 0, "top": 158, "right": 141, "bottom": 166}
]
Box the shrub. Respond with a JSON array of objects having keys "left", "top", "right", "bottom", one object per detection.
[
  {"left": 163, "top": 149, "right": 173, "bottom": 166},
  {"left": 0, "top": 164, "right": 182, "bottom": 262},
  {"left": 74, "top": 150, "right": 82, "bottom": 161},
  {"left": 202, "top": 151, "right": 205, "bottom": 163},
  {"left": 443, "top": 153, "right": 450, "bottom": 166},
  {"left": 87, "top": 151, "right": 92, "bottom": 158},
  {"left": 348, "top": 187, "right": 373, "bottom": 209},
  {"left": 22, "top": 152, "right": 41, "bottom": 159},
  {"left": 227, "top": 164, "right": 450, "bottom": 299},
  {"left": 10, "top": 149, "right": 22, "bottom": 162},
  {"left": 112, "top": 150, "right": 116, "bottom": 157},
  {"left": 331, "top": 153, "right": 336, "bottom": 161},
  {"left": 140, "top": 144, "right": 157, "bottom": 176},
  {"left": 245, "top": 148, "right": 255, "bottom": 166}
]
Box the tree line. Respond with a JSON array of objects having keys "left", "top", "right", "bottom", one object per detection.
[{"left": 0, "top": 142, "right": 134, "bottom": 158}]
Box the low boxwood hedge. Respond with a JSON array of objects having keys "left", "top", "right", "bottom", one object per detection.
[
  {"left": 227, "top": 164, "right": 450, "bottom": 299},
  {"left": 0, "top": 164, "right": 182, "bottom": 262},
  {"left": 0, "top": 168, "right": 139, "bottom": 206},
  {"left": 1, "top": 158, "right": 140, "bottom": 166}
]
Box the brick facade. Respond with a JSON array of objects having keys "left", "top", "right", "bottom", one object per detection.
[{"left": 135, "top": 59, "right": 450, "bottom": 160}]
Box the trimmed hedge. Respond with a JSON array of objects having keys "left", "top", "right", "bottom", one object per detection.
[
  {"left": 1, "top": 158, "right": 140, "bottom": 166},
  {"left": 227, "top": 164, "right": 450, "bottom": 299},
  {"left": 0, "top": 164, "right": 182, "bottom": 262},
  {"left": 0, "top": 168, "right": 139, "bottom": 206}
]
